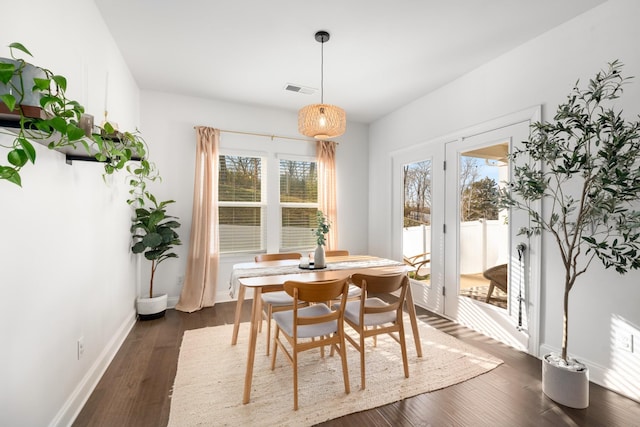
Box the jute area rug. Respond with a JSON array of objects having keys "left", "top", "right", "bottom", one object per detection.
[{"left": 168, "top": 318, "right": 503, "bottom": 427}]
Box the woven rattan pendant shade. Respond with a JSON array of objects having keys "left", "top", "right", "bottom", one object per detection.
[
  {"left": 298, "top": 31, "right": 346, "bottom": 140},
  {"left": 298, "top": 103, "right": 346, "bottom": 139}
]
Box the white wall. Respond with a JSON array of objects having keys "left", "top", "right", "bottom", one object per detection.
[
  {"left": 0, "top": 1, "right": 142, "bottom": 426},
  {"left": 4, "top": 1, "right": 639, "bottom": 423},
  {"left": 139, "top": 91, "right": 370, "bottom": 303},
  {"left": 369, "top": 0, "right": 640, "bottom": 401}
]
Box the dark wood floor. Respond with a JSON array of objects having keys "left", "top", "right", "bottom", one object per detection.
[{"left": 74, "top": 300, "right": 640, "bottom": 427}]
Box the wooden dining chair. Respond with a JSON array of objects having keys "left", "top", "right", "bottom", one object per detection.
[
  {"left": 339, "top": 272, "right": 410, "bottom": 390},
  {"left": 325, "top": 249, "right": 350, "bottom": 257},
  {"left": 255, "top": 253, "right": 302, "bottom": 262},
  {"left": 323, "top": 249, "right": 361, "bottom": 300},
  {"left": 256, "top": 252, "right": 304, "bottom": 355},
  {"left": 270, "top": 277, "right": 351, "bottom": 410}
]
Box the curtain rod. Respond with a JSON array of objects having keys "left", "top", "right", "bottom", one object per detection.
[
  {"left": 193, "top": 127, "right": 312, "bottom": 142},
  {"left": 193, "top": 126, "right": 339, "bottom": 144}
]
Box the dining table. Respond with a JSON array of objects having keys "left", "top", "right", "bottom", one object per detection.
[{"left": 228, "top": 254, "right": 423, "bottom": 404}]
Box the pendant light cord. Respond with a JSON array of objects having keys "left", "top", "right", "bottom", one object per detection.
[{"left": 320, "top": 38, "right": 324, "bottom": 104}]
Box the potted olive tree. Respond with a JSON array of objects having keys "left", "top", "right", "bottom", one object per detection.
[
  {"left": 131, "top": 194, "right": 181, "bottom": 320},
  {"left": 500, "top": 60, "right": 640, "bottom": 408}
]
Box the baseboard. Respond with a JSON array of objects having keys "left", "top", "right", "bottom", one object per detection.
[
  {"left": 49, "top": 309, "right": 137, "bottom": 427},
  {"left": 218, "top": 289, "right": 256, "bottom": 304},
  {"left": 167, "top": 295, "right": 179, "bottom": 308},
  {"left": 539, "top": 344, "right": 640, "bottom": 403}
]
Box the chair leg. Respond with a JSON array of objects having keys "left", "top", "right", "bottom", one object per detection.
[
  {"left": 265, "top": 304, "right": 273, "bottom": 356},
  {"left": 399, "top": 322, "right": 409, "bottom": 378},
  {"left": 359, "top": 331, "right": 366, "bottom": 390},
  {"left": 338, "top": 330, "right": 350, "bottom": 394},
  {"left": 293, "top": 349, "right": 299, "bottom": 410},
  {"left": 486, "top": 281, "right": 496, "bottom": 302},
  {"left": 258, "top": 297, "right": 264, "bottom": 333},
  {"left": 270, "top": 327, "right": 279, "bottom": 370},
  {"left": 329, "top": 335, "right": 336, "bottom": 356}
]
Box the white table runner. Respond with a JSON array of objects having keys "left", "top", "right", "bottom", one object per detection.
[{"left": 228, "top": 257, "right": 404, "bottom": 298}]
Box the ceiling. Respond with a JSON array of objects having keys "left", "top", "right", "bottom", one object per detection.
[{"left": 94, "top": 0, "right": 606, "bottom": 124}]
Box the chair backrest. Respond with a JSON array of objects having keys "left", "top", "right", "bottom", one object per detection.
[
  {"left": 284, "top": 278, "right": 350, "bottom": 327},
  {"left": 325, "top": 250, "right": 349, "bottom": 257},
  {"left": 283, "top": 278, "right": 349, "bottom": 304},
  {"left": 255, "top": 252, "right": 301, "bottom": 262},
  {"left": 351, "top": 272, "right": 405, "bottom": 294},
  {"left": 350, "top": 273, "right": 409, "bottom": 315}
]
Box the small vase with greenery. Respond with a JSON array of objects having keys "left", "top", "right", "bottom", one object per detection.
[
  {"left": 313, "top": 210, "right": 330, "bottom": 268},
  {"left": 499, "top": 60, "right": 640, "bottom": 408}
]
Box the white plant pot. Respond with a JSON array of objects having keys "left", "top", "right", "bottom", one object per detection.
[
  {"left": 0, "top": 58, "right": 46, "bottom": 107},
  {"left": 542, "top": 353, "right": 589, "bottom": 409},
  {"left": 136, "top": 294, "right": 168, "bottom": 320}
]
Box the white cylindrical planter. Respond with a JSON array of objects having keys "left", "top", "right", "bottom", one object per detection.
[
  {"left": 136, "top": 294, "right": 168, "bottom": 321},
  {"left": 314, "top": 245, "right": 326, "bottom": 268},
  {"left": 542, "top": 353, "right": 589, "bottom": 409}
]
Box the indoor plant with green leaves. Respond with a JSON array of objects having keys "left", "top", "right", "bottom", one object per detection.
[
  {"left": 131, "top": 194, "right": 182, "bottom": 319},
  {"left": 1, "top": 42, "right": 87, "bottom": 186},
  {"left": 1, "top": 42, "right": 152, "bottom": 187},
  {"left": 2, "top": 41, "right": 179, "bottom": 319},
  {"left": 499, "top": 60, "right": 640, "bottom": 408},
  {"left": 313, "top": 210, "right": 330, "bottom": 268}
]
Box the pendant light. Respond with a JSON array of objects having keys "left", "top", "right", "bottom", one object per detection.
[{"left": 298, "top": 30, "right": 346, "bottom": 139}]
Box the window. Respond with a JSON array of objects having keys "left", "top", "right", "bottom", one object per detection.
[
  {"left": 279, "top": 159, "right": 318, "bottom": 250},
  {"left": 217, "top": 154, "right": 318, "bottom": 254},
  {"left": 218, "top": 155, "right": 265, "bottom": 253}
]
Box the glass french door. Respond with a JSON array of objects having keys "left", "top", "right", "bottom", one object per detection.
[
  {"left": 444, "top": 120, "right": 537, "bottom": 352},
  {"left": 392, "top": 144, "right": 444, "bottom": 314}
]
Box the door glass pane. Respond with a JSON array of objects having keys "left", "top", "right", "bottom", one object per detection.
[
  {"left": 403, "top": 160, "right": 432, "bottom": 285},
  {"left": 458, "top": 142, "right": 509, "bottom": 309}
]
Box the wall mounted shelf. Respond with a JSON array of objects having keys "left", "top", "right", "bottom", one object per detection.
[{"left": 0, "top": 107, "right": 141, "bottom": 165}]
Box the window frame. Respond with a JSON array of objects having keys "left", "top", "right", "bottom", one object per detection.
[
  {"left": 217, "top": 150, "right": 268, "bottom": 255},
  {"left": 217, "top": 150, "right": 318, "bottom": 256},
  {"left": 278, "top": 155, "right": 319, "bottom": 252}
]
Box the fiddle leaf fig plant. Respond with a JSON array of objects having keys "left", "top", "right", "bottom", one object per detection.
[
  {"left": 131, "top": 194, "right": 182, "bottom": 298},
  {"left": 499, "top": 60, "right": 640, "bottom": 363}
]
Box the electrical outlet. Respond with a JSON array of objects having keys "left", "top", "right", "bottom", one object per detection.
[
  {"left": 77, "top": 337, "right": 85, "bottom": 360},
  {"left": 615, "top": 332, "right": 633, "bottom": 352},
  {"left": 177, "top": 275, "right": 184, "bottom": 286}
]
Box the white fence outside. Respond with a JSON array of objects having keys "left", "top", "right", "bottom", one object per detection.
[{"left": 403, "top": 220, "right": 507, "bottom": 275}]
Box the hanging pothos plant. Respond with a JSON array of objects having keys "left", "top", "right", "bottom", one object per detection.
[
  {"left": 1, "top": 42, "right": 180, "bottom": 298},
  {"left": 0, "top": 41, "right": 156, "bottom": 193}
]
